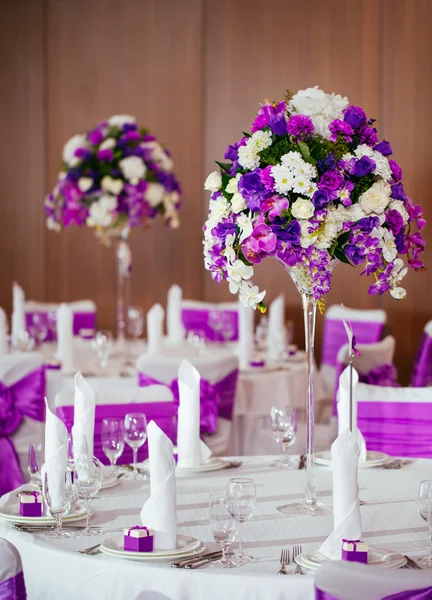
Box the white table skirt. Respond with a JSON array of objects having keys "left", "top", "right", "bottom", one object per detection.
[{"left": 1, "top": 456, "right": 430, "bottom": 600}]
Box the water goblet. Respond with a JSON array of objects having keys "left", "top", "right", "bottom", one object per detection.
[
  {"left": 74, "top": 456, "right": 102, "bottom": 536},
  {"left": 220, "top": 313, "right": 236, "bottom": 344},
  {"left": 27, "top": 443, "right": 43, "bottom": 484},
  {"left": 31, "top": 314, "right": 48, "bottom": 346},
  {"left": 187, "top": 329, "right": 206, "bottom": 355},
  {"left": 418, "top": 480, "right": 432, "bottom": 568},
  {"left": 270, "top": 405, "right": 297, "bottom": 468},
  {"left": 101, "top": 418, "right": 125, "bottom": 475},
  {"left": 43, "top": 469, "right": 74, "bottom": 538},
  {"left": 91, "top": 330, "right": 113, "bottom": 371},
  {"left": 209, "top": 493, "right": 238, "bottom": 568},
  {"left": 47, "top": 310, "right": 57, "bottom": 339},
  {"left": 226, "top": 478, "right": 256, "bottom": 565},
  {"left": 124, "top": 412, "right": 147, "bottom": 479},
  {"left": 208, "top": 310, "right": 223, "bottom": 341}
]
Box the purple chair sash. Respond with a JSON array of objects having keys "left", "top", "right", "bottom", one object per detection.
[
  {"left": 181, "top": 308, "right": 239, "bottom": 342},
  {"left": 322, "top": 319, "right": 384, "bottom": 367},
  {"left": 138, "top": 369, "right": 239, "bottom": 435},
  {"left": 56, "top": 402, "right": 175, "bottom": 466},
  {"left": 357, "top": 401, "right": 432, "bottom": 458},
  {"left": 411, "top": 332, "right": 432, "bottom": 388},
  {"left": 316, "top": 585, "right": 432, "bottom": 600},
  {"left": 25, "top": 311, "right": 96, "bottom": 342},
  {"left": 0, "top": 571, "right": 27, "bottom": 600},
  {"left": 0, "top": 366, "right": 46, "bottom": 496}
]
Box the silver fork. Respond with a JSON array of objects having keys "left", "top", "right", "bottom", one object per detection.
[
  {"left": 278, "top": 548, "right": 290, "bottom": 574},
  {"left": 292, "top": 544, "right": 305, "bottom": 575}
]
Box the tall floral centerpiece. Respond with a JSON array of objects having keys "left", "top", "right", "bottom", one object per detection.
[
  {"left": 45, "top": 114, "right": 182, "bottom": 343},
  {"left": 203, "top": 87, "right": 425, "bottom": 515}
]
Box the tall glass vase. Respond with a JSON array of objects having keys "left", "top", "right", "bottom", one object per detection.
[
  {"left": 274, "top": 259, "right": 336, "bottom": 516},
  {"left": 114, "top": 230, "right": 132, "bottom": 353}
]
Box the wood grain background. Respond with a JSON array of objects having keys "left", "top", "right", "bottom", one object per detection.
[{"left": 0, "top": 0, "right": 430, "bottom": 383}]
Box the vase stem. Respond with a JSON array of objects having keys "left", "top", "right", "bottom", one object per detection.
[
  {"left": 301, "top": 292, "right": 317, "bottom": 510},
  {"left": 115, "top": 235, "right": 131, "bottom": 344}
]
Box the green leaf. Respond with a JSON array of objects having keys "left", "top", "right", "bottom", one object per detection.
[
  {"left": 221, "top": 172, "right": 231, "bottom": 191},
  {"left": 238, "top": 250, "right": 252, "bottom": 266},
  {"left": 216, "top": 161, "right": 232, "bottom": 174},
  {"left": 297, "top": 141, "right": 317, "bottom": 165},
  {"left": 242, "top": 131, "right": 251, "bottom": 138},
  {"left": 334, "top": 246, "right": 351, "bottom": 265}
]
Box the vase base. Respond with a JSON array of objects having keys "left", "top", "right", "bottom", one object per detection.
[{"left": 277, "top": 500, "right": 332, "bottom": 517}]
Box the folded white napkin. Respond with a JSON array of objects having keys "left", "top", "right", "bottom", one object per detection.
[
  {"left": 337, "top": 366, "right": 367, "bottom": 462},
  {"left": 12, "top": 282, "right": 26, "bottom": 345},
  {"left": 0, "top": 308, "right": 8, "bottom": 354},
  {"left": 238, "top": 302, "right": 254, "bottom": 369},
  {"left": 167, "top": 285, "right": 184, "bottom": 343},
  {"left": 72, "top": 372, "right": 95, "bottom": 461},
  {"left": 56, "top": 303, "right": 74, "bottom": 371},
  {"left": 43, "top": 400, "right": 68, "bottom": 510},
  {"left": 319, "top": 430, "right": 362, "bottom": 560},
  {"left": 140, "top": 421, "right": 177, "bottom": 549},
  {"left": 176, "top": 359, "right": 211, "bottom": 468},
  {"left": 267, "top": 295, "right": 284, "bottom": 363},
  {"left": 146, "top": 303, "right": 164, "bottom": 355}
]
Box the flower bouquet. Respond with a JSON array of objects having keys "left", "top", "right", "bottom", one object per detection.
[{"left": 203, "top": 87, "right": 425, "bottom": 515}]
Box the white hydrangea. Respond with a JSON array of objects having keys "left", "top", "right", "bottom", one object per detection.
[
  {"left": 288, "top": 86, "right": 349, "bottom": 139},
  {"left": 207, "top": 197, "right": 231, "bottom": 226},
  {"left": 108, "top": 115, "right": 136, "bottom": 127},
  {"left": 119, "top": 156, "right": 147, "bottom": 184},
  {"left": 354, "top": 144, "right": 392, "bottom": 181},
  {"left": 388, "top": 200, "right": 409, "bottom": 224},
  {"left": 299, "top": 220, "right": 318, "bottom": 248}
]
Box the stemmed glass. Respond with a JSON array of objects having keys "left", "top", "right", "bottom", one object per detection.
[
  {"left": 91, "top": 330, "right": 113, "bottom": 371},
  {"left": 220, "top": 313, "right": 236, "bottom": 344},
  {"left": 418, "top": 480, "right": 432, "bottom": 568},
  {"left": 124, "top": 412, "right": 147, "bottom": 479},
  {"left": 47, "top": 310, "right": 57, "bottom": 340},
  {"left": 74, "top": 456, "right": 102, "bottom": 536},
  {"left": 187, "top": 329, "right": 206, "bottom": 355},
  {"left": 226, "top": 478, "right": 256, "bottom": 565},
  {"left": 43, "top": 470, "right": 74, "bottom": 538},
  {"left": 27, "top": 443, "right": 43, "bottom": 484},
  {"left": 31, "top": 314, "right": 48, "bottom": 346},
  {"left": 270, "top": 405, "right": 298, "bottom": 468},
  {"left": 209, "top": 494, "right": 237, "bottom": 568},
  {"left": 101, "top": 418, "right": 125, "bottom": 475},
  {"left": 126, "top": 307, "right": 144, "bottom": 367},
  {"left": 208, "top": 310, "right": 223, "bottom": 341}
]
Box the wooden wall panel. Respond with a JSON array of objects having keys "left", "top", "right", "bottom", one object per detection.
[
  {"left": 45, "top": 0, "right": 204, "bottom": 332},
  {"left": 203, "top": 0, "right": 383, "bottom": 357},
  {"left": 0, "top": 0, "right": 45, "bottom": 314},
  {"left": 381, "top": 0, "right": 432, "bottom": 382}
]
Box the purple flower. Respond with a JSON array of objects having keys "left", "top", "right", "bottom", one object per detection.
[
  {"left": 241, "top": 223, "right": 277, "bottom": 264},
  {"left": 97, "top": 148, "right": 114, "bottom": 161},
  {"left": 267, "top": 195, "right": 289, "bottom": 218},
  {"left": 224, "top": 144, "right": 239, "bottom": 161},
  {"left": 259, "top": 166, "right": 275, "bottom": 191},
  {"left": 271, "top": 219, "right": 301, "bottom": 244},
  {"left": 318, "top": 171, "right": 344, "bottom": 192},
  {"left": 122, "top": 123, "right": 138, "bottom": 133},
  {"left": 286, "top": 115, "right": 314, "bottom": 140},
  {"left": 268, "top": 113, "right": 287, "bottom": 136},
  {"left": 211, "top": 219, "right": 237, "bottom": 242},
  {"left": 389, "top": 159, "right": 403, "bottom": 181},
  {"left": 385, "top": 209, "right": 404, "bottom": 235},
  {"left": 74, "top": 147, "right": 91, "bottom": 161},
  {"left": 238, "top": 170, "right": 266, "bottom": 210},
  {"left": 339, "top": 181, "right": 354, "bottom": 207},
  {"left": 328, "top": 119, "right": 354, "bottom": 143},
  {"left": 352, "top": 155, "right": 376, "bottom": 177},
  {"left": 343, "top": 105, "right": 367, "bottom": 129},
  {"left": 391, "top": 182, "right": 408, "bottom": 202},
  {"left": 356, "top": 216, "right": 380, "bottom": 233},
  {"left": 312, "top": 189, "right": 331, "bottom": 209},
  {"left": 374, "top": 140, "right": 392, "bottom": 156},
  {"left": 121, "top": 130, "right": 141, "bottom": 143},
  {"left": 408, "top": 204, "right": 426, "bottom": 230},
  {"left": 394, "top": 230, "right": 407, "bottom": 253},
  {"left": 89, "top": 129, "right": 104, "bottom": 145},
  {"left": 359, "top": 125, "right": 379, "bottom": 146},
  {"left": 317, "top": 152, "right": 337, "bottom": 174},
  {"left": 345, "top": 244, "right": 367, "bottom": 265},
  {"left": 251, "top": 102, "right": 285, "bottom": 133}
]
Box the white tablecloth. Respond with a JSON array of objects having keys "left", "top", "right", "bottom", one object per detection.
[{"left": 1, "top": 456, "right": 430, "bottom": 600}]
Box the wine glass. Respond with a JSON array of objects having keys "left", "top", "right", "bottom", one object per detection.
[
  {"left": 220, "top": 313, "right": 236, "bottom": 344},
  {"left": 91, "top": 330, "right": 113, "bottom": 371},
  {"left": 74, "top": 456, "right": 102, "bottom": 536},
  {"left": 124, "top": 412, "right": 147, "bottom": 479},
  {"left": 208, "top": 310, "right": 223, "bottom": 341},
  {"left": 127, "top": 307, "right": 144, "bottom": 340},
  {"left": 187, "top": 329, "right": 206, "bottom": 355},
  {"left": 418, "top": 480, "right": 432, "bottom": 568},
  {"left": 101, "top": 418, "right": 125, "bottom": 475},
  {"left": 270, "top": 405, "right": 298, "bottom": 468},
  {"left": 43, "top": 469, "right": 74, "bottom": 538},
  {"left": 209, "top": 493, "right": 237, "bottom": 568},
  {"left": 226, "top": 478, "right": 256, "bottom": 565},
  {"left": 27, "top": 443, "right": 43, "bottom": 484},
  {"left": 31, "top": 314, "right": 48, "bottom": 346},
  {"left": 47, "top": 310, "right": 57, "bottom": 339}
]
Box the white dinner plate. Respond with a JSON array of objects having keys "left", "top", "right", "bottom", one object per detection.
[
  {"left": 141, "top": 456, "right": 227, "bottom": 476},
  {"left": 0, "top": 504, "right": 87, "bottom": 525},
  {"left": 32, "top": 469, "right": 120, "bottom": 490},
  {"left": 295, "top": 547, "right": 406, "bottom": 571},
  {"left": 315, "top": 450, "right": 390, "bottom": 468},
  {"left": 100, "top": 535, "right": 206, "bottom": 561}
]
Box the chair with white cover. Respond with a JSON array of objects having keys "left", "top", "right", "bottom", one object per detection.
[
  {"left": 55, "top": 381, "right": 174, "bottom": 465},
  {"left": 137, "top": 348, "right": 239, "bottom": 455},
  {"left": 181, "top": 299, "right": 239, "bottom": 342},
  {"left": 332, "top": 335, "right": 397, "bottom": 414},
  {"left": 315, "top": 556, "right": 432, "bottom": 600},
  {"left": 25, "top": 299, "right": 96, "bottom": 341},
  {"left": 357, "top": 383, "right": 432, "bottom": 457},
  {"left": 411, "top": 320, "right": 432, "bottom": 387},
  {"left": 320, "top": 305, "right": 387, "bottom": 398},
  {"left": 0, "top": 537, "right": 27, "bottom": 599}
]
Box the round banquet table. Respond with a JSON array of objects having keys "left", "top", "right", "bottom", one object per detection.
[{"left": 1, "top": 456, "right": 431, "bottom": 600}]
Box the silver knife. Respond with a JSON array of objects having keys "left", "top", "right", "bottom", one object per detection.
[
  {"left": 186, "top": 553, "right": 233, "bottom": 569},
  {"left": 172, "top": 551, "right": 221, "bottom": 568}
]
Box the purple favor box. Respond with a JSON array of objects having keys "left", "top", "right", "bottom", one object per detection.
[
  {"left": 19, "top": 491, "right": 42, "bottom": 517},
  {"left": 341, "top": 539, "right": 368, "bottom": 564},
  {"left": 124, "top": 526, "right": 154, "bottom": 552}
]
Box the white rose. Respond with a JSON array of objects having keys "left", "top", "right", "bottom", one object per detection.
[
  {"left": 87, "top": 195, "right": 117, "bottom": 228},
  {"left": 108, "top": 114, "right": 136, "bottom": 127},
  {"left": 77, "top": 177, "right": 93, "bottom": 193},
  {"left": 62, "top": 134, "right": 87, "bottom": 164},
  {"left": 145, "top": 182, "right": 165, "bottom": 207},
  {"left": 70, "top": 156, "right": 82, "bottom": 167},
  {"left": 390, "top": 287, "right": 407, "bottom": 300},
  {"left": 359, "top": 180, "right": 391, "bottom": 214},
  {"left": 226, "top": 177, "right": 239, "bottom": 195},
  {"left": 291, "top": 198, "right": 315, "bottom": 219},
  {"left": 204, "top": 171, "right": 222, "bottom": 192},
  {"left": 99, "top": 138, "right": 116, "bottom": 151},
  {"left": 101, "top": 176, "right": 123, "bottom": 195},
  {"left": 119, "top": 156, "right": 146, "bottom": 183},
  {"left": 231, "top": 192, "right": 246, "bottom": 213}
]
